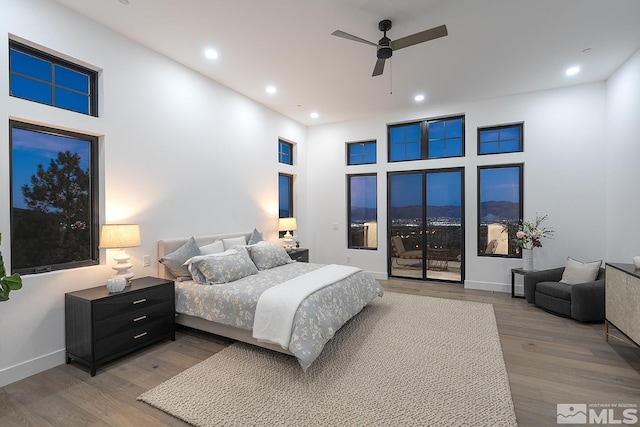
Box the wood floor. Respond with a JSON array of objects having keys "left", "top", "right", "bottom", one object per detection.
[{"left": 1, "top": 279, "right": 639, "bottom": 426}]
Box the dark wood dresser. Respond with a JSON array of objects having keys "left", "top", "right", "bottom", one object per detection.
[{"left": 65, "top": 276, "right": 175, "bottom": 376}]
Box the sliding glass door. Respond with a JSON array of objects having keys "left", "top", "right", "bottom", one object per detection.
[{"left": 388, "top": 168, "right": 463, "bottom": 282}]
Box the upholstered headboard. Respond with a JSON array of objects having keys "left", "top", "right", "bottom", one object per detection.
[{"left": 158, "top": 231, "right": 253, "bottom": 279}]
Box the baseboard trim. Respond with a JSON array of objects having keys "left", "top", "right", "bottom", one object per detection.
[
  {"left": 464, "top": 280, "right": 510, "bottom": 294},
  {"left": 0, "top": 349, "right": 66, "bottom": 387},
  {"left": 366, "top": 271, "right": 388, "bottom": 281}
]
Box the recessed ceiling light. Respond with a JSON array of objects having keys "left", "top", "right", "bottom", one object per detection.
[
  {"left": 310, "top": 112, "right": 319, "bottom": 119},
  {"left": 204, "top": 48, "right": 218, "bottom": 60},
  {"left": 414, "top": 94, "right": 425, "bottom": 102},
  {"left": 266, "top": 85, "right": 277, "bottom": 94},
  {"left": 566, "top": 66, "right": 580, "bottom": 76}
]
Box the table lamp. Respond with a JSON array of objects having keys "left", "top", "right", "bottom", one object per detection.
[
  {"left": 278, "top": 217, "right": 297, "bottom": 249},
  {"left": 99, "top": 224, "right": 141, "bottom": 282}
]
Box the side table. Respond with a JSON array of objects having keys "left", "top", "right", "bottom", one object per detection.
[{"left": 511, "top": 268, "right": 535, "bottom": 298}]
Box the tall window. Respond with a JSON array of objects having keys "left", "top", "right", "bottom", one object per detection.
[
  {"left": 278, "top": 139, "right": 293, "bottom": 165},
  {"left": 478, "top": 123, "right": 523, "bottom": 155},
  {"left": 388, "top": 115, "right": 464, "bottom": 162},
  {"left": 348, "top": 174, "right": 377, "bottom": 249},
  {"left": 10, "top": 121, "right": 99, "bottom": 274},
  {"left": 279, "top": 173, "right": 293, "bottom": 218},
  {"left": 9, "top": 40, "right": 98, "bottom": 116},
  {"left": 347, "top": 140, "right": 376, "bottom": 165},
  {"left": 477, "top": 164, "right": 523, "bottom": 257}
]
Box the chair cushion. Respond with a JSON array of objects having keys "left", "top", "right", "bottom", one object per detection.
[
  {"left": 560, "top": 257, "right": 602, "bottom": 284},
  {"left": 536, "top": 281, "right": 572, "bottom": 301}
]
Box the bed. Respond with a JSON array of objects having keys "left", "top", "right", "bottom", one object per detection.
[{"left": 158, "top": 230, "right": 384, "bottom": 370}]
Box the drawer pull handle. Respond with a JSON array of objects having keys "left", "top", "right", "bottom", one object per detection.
[
  {"left": 133, "top": 315, "right": 147, "bottom": 322},
  {"left": 132, "top": 298, "right": 147, "bottom": 305},
  {"left": 134, "top": 332, "right": 148, "bottom": 339}
]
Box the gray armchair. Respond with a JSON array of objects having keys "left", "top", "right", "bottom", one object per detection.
[{"left": 523, "top": 267, "right": 606, "bottom": 322}]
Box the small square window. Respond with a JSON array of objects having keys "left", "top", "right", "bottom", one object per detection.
[
  {"left": 347, "top": 141, "right": 376, "bottom": 165},
  {"left": 478, "top": 123, "right": 523, "bottom": 155}
]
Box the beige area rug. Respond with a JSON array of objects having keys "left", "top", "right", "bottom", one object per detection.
[{"left": 138, "top": 292, "right": 517, "bottom": 426}]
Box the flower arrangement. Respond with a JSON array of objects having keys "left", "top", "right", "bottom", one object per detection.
[{"left": 512, "top": 213, "right": 554, "bottom": 250}]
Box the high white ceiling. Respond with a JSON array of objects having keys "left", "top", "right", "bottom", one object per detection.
[{"left": 54, "top": 0, "right": 640, "bottom": 126}]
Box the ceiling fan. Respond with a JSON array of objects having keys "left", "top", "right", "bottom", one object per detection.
[{"left": 332, "top": 20, "right": 448, "bottom": 77}]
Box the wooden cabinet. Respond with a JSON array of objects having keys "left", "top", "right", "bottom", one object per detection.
[
  {"left": 65, "top": 276, "right": 175, "bottom": 376},
  {"left": 288, "top": 248, "right": 309, "bottom": 263},
  {"left": 605, "top": 263, "right": 640, "bottom": 347}
]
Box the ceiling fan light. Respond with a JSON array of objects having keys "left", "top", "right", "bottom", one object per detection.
[{"left": 377, "top": 47, "right": 392, "bottom": 59}]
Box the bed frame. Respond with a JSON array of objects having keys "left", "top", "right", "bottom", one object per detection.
[{"left": 158, "top": 231, "right": 293, "bottom": 355}]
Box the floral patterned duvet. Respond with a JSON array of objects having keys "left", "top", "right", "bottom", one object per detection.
[{"left": 174, "top": 262, "right": 384, "bottom": 370}]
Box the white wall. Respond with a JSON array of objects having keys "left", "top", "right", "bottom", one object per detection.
[
  {"left": 606, "top": 49, "right": 640, "bottom": 262},
  {"left": 307, "top": 82, "right": 609, "bottom": 290},
  {"left": 0, "top": 0, "right": 306, "bottom": 386}
]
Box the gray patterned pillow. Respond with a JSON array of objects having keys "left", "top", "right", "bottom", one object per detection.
[
  {"left": 190, "top": 247, "right": 258, "bottom": 284},
  {"left": 247, "top": 242, "right": 294, "bottom": 270},
  {"left": 247, "top": 228, "right": 264, "bottom": 245},
  {"left": 159, "top": 236, "right": 200, "bottom": 279}
]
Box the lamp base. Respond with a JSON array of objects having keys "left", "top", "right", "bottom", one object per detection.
[{"left": 112, "top": 250, "right": 135, "bottom": 282}]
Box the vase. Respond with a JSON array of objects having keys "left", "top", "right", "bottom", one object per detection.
[{"left": 522, "top": 248, "right": 534, "bottom": 271}]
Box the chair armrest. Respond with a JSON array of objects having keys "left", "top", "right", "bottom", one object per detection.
[
  {"left": 570, "top": 279, "right": 605, "bottom": 322},
  {"left": 523, "top": 267, "right": 565, "bottom": 303}
]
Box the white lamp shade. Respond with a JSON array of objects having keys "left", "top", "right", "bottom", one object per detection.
[
  {"left": 99, "top": 224, "right": 141, "bottom": 249},
  {"left": 278, "top": 217, "right": 297, "bottom": 232}
]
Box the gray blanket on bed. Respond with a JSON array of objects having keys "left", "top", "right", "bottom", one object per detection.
[{"left": 174, "top": 262, "right": 383, "bottom": 370}]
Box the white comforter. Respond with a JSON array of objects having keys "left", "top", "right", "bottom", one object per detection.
[{"left": 252, "top": 264, "right": 361, "bottom": 348}]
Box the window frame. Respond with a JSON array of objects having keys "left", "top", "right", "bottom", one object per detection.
[
  {"left": 477, "top": 122, "right": 524, "bottom": 155},
  {"left": 278, "top": 139, "right": 293, "bottom": 165},
  {"left": 346, "top": 140, "right": 377, "bottom": 165},
  {"left": 388, "top": 115, "right": 465, "bottom": 162},
  {"left": 477, "top": 163, "right": 524, "bottom": 258},
  {"left": 9, "top": 120, "right": 100, "bottom": 274},
  {"left": 9, "top": 39, "right": 98, "bottom": 117},
  {"left": 347, "top": 173, "right": 378, "bottom": 250},
  {"left": 278, "top": 173, "right": 294, "bottom": 237}
]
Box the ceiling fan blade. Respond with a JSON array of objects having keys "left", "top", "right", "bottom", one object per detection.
[
  {"left": 372, "top": 58, "right": 386, "bottom": 76},
  {"left": 391, "top": 24, "right": 448, "bottom": 51},
  {"left": 331, "top": 30, "right": 378, "bottom": 47}
]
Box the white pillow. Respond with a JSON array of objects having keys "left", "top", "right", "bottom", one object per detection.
[
  {"left": 222, "top": 236, "right": 247, "bottom": 250},
  {"left": 560, "top": 257, "right": 602, "bottom": 285},
  {"left": 200, "top": 240, "right": 225, "bottom": 255}
]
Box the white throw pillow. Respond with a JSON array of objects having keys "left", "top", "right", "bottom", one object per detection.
[
  {"left": 560, "top": 257, "right": 602, "bottom": 285},
  {"left": 199, "top": 240, "right": 225, "bottom": 255},
  {"left": 222, "top": 236, "right": 247, "bottom": 250}
]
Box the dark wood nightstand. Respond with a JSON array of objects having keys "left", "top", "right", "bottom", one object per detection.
[
  {"left": 288, "top": 248, "right": 309, "bottom": 263},
  {"left": 65, "top": 276, "right": 175, "bottom": 376}
]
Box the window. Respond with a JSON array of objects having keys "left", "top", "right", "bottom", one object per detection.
[
  {"left": 10, "top": 120, "right": 99, "bottom": 274},
  {"left": 477, "top": 164, "right": 523, "bottom": 257},
  {"left": 388, "top": 116, "right": 464, "bottom": 162},
  {"left": 478, "top": 123, "right": 523, "bottom": 155},
  {"left": 9, "top": 40, "right": 98, "bottom": 116},
  {"left": 278, "top": 139, "right": 293, "bottom": 165},
  {"left": 389, "top": 122, "right": 422, "bottom": 161},
  {"left": 279, "top": 173, "right": 293, "bottom": 218},
  {"left": 347, "top": 140, "right": 376, "bottom": 165},
  {"left": 348, "top": 174, "right": 377, "bottom": 249},
  {"left": 428, "top": 117, "right": 464, "bottom": 158}
]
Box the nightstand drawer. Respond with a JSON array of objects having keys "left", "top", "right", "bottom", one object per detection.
[
  {"left": 93, "top": 283, "right": 173, "bottom": 322},
  {"left": 93, "top": 300, "right": 173, "bottom": 340},
  {"left": 94, "top": 316, "right": 173, "bottom": 360}
]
